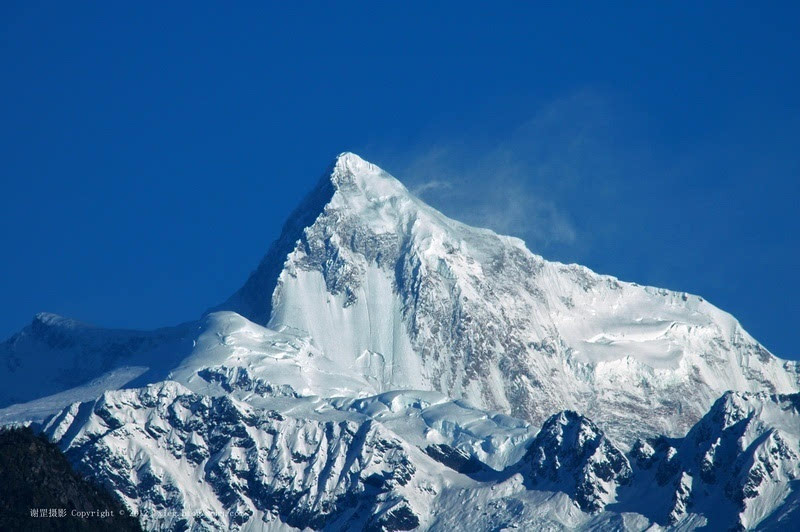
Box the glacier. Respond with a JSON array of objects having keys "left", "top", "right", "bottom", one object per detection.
[{"left": 2, "top": 152, "right": 799, "bottom": 530}]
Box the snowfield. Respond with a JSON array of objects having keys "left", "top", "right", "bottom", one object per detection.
[{"left": 2, "top": 152, "right": 799, "bottom": 530}]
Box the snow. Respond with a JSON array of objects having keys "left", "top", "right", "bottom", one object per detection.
[
  {"left": 270, "top": 264, "right": 425, "bottom": 393},
  {"left": 169, "top": 311, "right": 376, "bottom": 398}
]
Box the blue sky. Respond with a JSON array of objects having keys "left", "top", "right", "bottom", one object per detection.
[{"left": 1, "top": 3, "right": 798, "bottom": 358}]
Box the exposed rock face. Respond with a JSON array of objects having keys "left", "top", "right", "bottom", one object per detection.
[{"left": 526, "top": 411, "right": 632, "bottom": 512}]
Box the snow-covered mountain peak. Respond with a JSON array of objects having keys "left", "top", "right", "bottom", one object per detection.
[
  {"left": 4, "top": 153, "right": 798, "bottom": 446},
  {"left": 210, "top": 153, "right": 800, "bottom": 445},
  {"left": 330, "top": 151, "right": 407, "bottom": 194}
]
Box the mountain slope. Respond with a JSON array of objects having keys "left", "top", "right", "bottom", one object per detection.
[{"left": 41, "top": 381, "right": 527, "bottom": 531}]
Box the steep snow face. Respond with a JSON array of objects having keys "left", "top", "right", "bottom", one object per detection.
[
  {"left": 169, "top": 311, "right": 377, "bottom": 398},
  {"left": 220, "top": 152, "right": 800, "bottom": 443}
]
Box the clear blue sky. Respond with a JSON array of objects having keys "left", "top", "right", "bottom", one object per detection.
[{"left": 1, "top": 3, "right": 798, "bottom": 358}]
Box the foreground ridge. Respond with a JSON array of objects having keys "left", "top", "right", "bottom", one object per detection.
[{"left": 41, "top": 380, "right": 800, "bottom": 530}]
